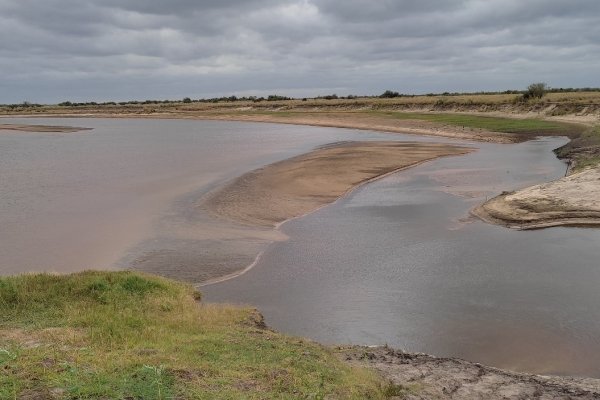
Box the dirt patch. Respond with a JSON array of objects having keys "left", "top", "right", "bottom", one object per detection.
[{"left": 342, "top": 346, "right": 600, "bottom": 399}]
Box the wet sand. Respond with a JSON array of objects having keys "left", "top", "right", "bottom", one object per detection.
[
  {"left": 0, "top": 123, "right": 91, "bottom": 133},
  {"left": 203, "top": 141, "right": 473, "bottom": 228},
  {"left": 472, "top": 167, "right": 600, "bottom": 229}
]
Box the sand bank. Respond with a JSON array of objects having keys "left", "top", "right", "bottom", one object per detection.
[
  {"left": 472, "top": 167, "right": 600, "bottom": 229},
  {"left": 0, "top": 123, "right": 91, "bottom": 133},
  {"left": 203, "top": 141, "right": 472, "bottom": 228}
]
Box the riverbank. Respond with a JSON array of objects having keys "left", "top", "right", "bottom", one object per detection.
[
  {"left": 2, "top": 97, "right": 589, "bottom": 144},
  {"left": 3, "top": 271, "right": 600, "bottom": 399},
  {"left": 472, "top": 167, "right": 600, "bottom": 229},
  {"left": 0, "top": 271, "right": 385, "bottom": 399},
  {"left": 472, "top": 125, "right": 600, "bottom": 229},
  {"left": 343, "top": 346, "right": 600, "bottom": 399}
]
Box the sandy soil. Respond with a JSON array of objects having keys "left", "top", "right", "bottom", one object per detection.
[
  {"left": 343, "top": 346, "right": 600, "bottom": 399},
  {"left": 203, "top": 141, "right": 472, "bottom": 228},
  {"left": 0, "top": 123, "right": 91, "bottom": 133},
  {"left": 472, "top": 167, "right": 600, "bottom": 229}
]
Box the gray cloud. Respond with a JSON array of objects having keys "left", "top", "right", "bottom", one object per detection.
[{"left": 0, "top": 0, "right": 598, "bottom": 103}]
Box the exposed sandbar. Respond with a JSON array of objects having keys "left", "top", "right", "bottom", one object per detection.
[
  {"left": 0, "top": 123, "right": 91, "bottom": 133},
  {"left": 472, "top": 167, "right": 600, "bottom": 229},
  {"left": 203, "top": 141, "right": 473, "bottom": 228}
]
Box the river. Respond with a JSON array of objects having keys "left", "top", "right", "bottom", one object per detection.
[{"left": 2, "top": 118, "right": 599, "bottom": 377}]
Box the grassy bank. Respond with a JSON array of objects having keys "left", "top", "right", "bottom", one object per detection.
[
  {"left": 0, "top": 271, "right": 387, "bottom": 399},
  {"left": 232, "top": 110, "right": 579, "bottom": 138},
  {"left": 555, "top": 125, "right": 600, "bottom": 170},
  {"left": 366, "top": 111, "right": 575, "bottom": 136}
]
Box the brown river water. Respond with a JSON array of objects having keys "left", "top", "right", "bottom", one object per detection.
[{"left": 2, "top": 118, "right": 600, "bottom": 377}]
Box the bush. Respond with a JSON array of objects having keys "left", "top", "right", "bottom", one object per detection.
[
  {"left": 380, "top": 90, "right": 400, "bottom": 98},
  {"left": 526, "top": 82, "right": 548, "bottom": 99}
]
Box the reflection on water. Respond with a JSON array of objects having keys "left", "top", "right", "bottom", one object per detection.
[{"left": 204, "top": 137, "right": 600, "bottom": 378}]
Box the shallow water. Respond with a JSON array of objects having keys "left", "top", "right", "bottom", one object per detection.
[
  {"left": 0, "top": 118, "right": 398, "bottom": 275},
  {"left": 204, "top": 136, "right": 600, "bottom": 378}
]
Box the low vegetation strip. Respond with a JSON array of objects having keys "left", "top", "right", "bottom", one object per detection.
[
  {"left": 0, "top": 271, "right": 387, "bottom": 399},
  {"left": 366, "top": 111, "right": 578, "bottom": 137},
  {"left": 555, "top": 125, "right": 600, "bottom": 171}
]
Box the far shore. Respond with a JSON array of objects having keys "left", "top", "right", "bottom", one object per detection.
[{"left": 1, "top": 111, "right": 519, "bottom": 142}]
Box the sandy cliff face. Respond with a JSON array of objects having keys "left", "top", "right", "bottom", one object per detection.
[{"left": 472, "top": 167, "right": 600, "bottom": 229}]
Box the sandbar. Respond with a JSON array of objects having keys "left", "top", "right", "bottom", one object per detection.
[
  {"left": 203, "top": 141, "right": 473, "bottom": 228},
  {"left": 0, "top": 123, "right": 91, "bottom": 133}
]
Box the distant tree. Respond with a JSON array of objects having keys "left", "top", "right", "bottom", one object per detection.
[
  {"left": 380, "top": 90, "right": 400, "bottom": 98},
  {"left": 182, "top": 97, "right": 192, "bottom": 103},
  {"left": 267, "top": 95, "right": 290, "bottom": 101},
  {"left": 525, "top": 82, "right": 548, "bottom": 99}
]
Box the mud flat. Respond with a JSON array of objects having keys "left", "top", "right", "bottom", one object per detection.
[
  {"left": 0, "top": 123, "right": 91, "bottom": 133},
  {"left": 343, "top": 346, "right": 600, "bottom": 399},
  {"left": 472, "top": 167, "right": 600, "bottom": 229},
  {"left": 203, "top": 141, "right": 472, "bottom": 228}
]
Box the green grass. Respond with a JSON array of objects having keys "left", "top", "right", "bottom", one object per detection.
[
  {"left": 225, "top": 109, "right": 582, "bottom": 137},
  {"left": 367, "top": 111, "right": 580, "bottom": 136},
  {"left": 0, "top": 271, "right": 387, "bottom": 399}
]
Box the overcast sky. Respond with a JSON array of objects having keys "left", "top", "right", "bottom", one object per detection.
[{"left": 1, "top": 0, "right": 599, "bottom": 103}]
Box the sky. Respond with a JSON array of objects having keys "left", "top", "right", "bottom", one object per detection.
[{"left": 1, "top": 0, "right": 599, "bottom": 103}]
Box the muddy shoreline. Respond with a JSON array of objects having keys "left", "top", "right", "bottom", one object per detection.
[{"left": 343, "top": 346, "right": 600, "bottom": 399}]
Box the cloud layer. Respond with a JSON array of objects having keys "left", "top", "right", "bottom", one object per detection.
[{"left": 1, "top": 0, "right": 598, "bottom": 102}]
